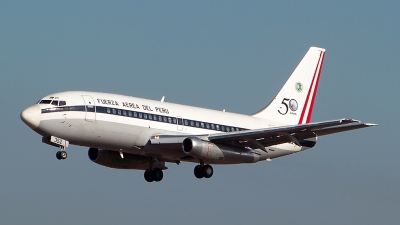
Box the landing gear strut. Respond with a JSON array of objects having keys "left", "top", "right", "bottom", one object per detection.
[
  {"left": 144, "top": 168, "right": 164, "bottom": 182},
  {"left": 194, "top": 164, "right": 213, "bottom": 179}
]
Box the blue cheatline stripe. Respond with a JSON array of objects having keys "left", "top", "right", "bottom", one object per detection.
[{"left": 40, "top": 105, "right": 247, "bottom": 133}]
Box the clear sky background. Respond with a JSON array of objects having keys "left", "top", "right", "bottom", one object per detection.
[{"left": 0, "top": 1, "right": 398, "bottom": 224}]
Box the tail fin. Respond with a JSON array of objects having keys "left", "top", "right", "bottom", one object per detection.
[{"left": 252, "top": 47, "right": 326, "bottom": 125}]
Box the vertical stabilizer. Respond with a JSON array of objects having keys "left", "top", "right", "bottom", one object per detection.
[{"left": 252, "top": 47, "right": 326, "bottom": 125}]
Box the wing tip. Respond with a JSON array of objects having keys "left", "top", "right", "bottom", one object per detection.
[{"left": 340, "top": 118, "right": 360, "bottom": 124}]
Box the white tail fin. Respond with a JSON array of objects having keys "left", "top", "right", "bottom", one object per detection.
[{"left": 252, "top": 47, "right": 326, "bottom": 125}]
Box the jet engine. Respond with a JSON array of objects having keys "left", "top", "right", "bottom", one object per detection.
[
  {"left": 88, "top": 148, "right": 165, "bottom": 170},
  {"left": 182, "top": 137, "right": 259, "bottom": 163}
]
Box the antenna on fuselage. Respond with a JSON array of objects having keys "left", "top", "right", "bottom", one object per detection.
[{"left": 161, "top": 96, "right": 165, "bottom": 102}]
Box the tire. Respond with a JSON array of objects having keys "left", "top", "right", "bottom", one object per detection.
[
  {"left": 144, "top": 169, "right": 154, "bottom": 182},
  {"left": 152, "top": 168, "right": 163, "bottom": 182},
  {"left": 60, "top": 151, "right": 67, "bottom": 159},
  {"left": 194, "top": 165, "right": 204, "bottom": 179},
  {"left": 56, "top": 151, "right": 62, "bottom": 160},
  {"left": 203, "top": 164, "right": 213, "bottom": 178}
]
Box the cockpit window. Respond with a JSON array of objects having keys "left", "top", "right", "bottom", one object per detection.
[
  {"left": 38, "top": 99, "right": 66, "bottom": 106},
  {"left": 39, "top": 100, "right": 52, "bottom": 104}
]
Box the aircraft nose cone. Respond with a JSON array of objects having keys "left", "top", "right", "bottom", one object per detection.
[{"left": 21, "top": 105, "right": 41, "bottom": 129}]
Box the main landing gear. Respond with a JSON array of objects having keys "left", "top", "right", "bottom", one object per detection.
[
  {"left": 144, "top": 168, "right": 164, "bottom": 182},
  {"left": 194, "top": 164, "right": 213, "bottom": 179}
]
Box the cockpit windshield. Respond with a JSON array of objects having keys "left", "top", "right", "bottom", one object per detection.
[
  {"left": 39, "top": 100, "right": 52, "bottom": 104},
  {"left": 38, "top": 99, "right": 67, "bottom": 106}
]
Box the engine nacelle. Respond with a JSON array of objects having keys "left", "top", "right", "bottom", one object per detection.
[
  {"left": 182, "top": 137, "right": 259, "bottom": 163},
  {"left": 88, "top": 148, "right": 165, "bottom": 170}
]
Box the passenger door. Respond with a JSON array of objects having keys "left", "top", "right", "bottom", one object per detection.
[{"left": 81, "top": 95, "right": 96, "bottom": 122}]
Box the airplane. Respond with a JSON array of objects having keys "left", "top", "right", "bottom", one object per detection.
[{"left": 20, "top": 47, "right": 376, "bottom": 182}]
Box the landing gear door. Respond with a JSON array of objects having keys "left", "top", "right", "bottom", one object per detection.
[{"left": 81, "top": 95, "right": 96, "bottom": 122}]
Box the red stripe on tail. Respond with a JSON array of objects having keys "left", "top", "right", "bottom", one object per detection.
[
  {"left": 306, "top": 51, "right": 325, "bottom": 123},
  {"left": 298, "top": 51, "right": 324, "bottom": 124}
]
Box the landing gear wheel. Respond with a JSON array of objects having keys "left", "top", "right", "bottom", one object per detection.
[
  {"left": 56, "top": 151, "right": 67, "bottom": 160},
  {"left": 56, "top": 151, "right": 61, "bottom": 160},
  {"left": 144, "top": 169, "right": 164, "bottom": 182},
  {"left": 152, "top": 168, "right": 164, "bottom": 182},
  {"left": 194, "top": 165, "right": 204, "bottom": 179},
  {"left": 203, "top": 164, "right": 213, "bottom": 178},
  {"left": 60, "top": 151, "right": 67, "bottom": 159},
  {"left": 144, "top": 169, "right": 154, "bottom": 182}
]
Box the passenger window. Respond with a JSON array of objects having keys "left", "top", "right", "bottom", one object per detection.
[
  {"left": 122, "top": 110, "right": 127, "bottom": 116},
  {"left": 211, "top": 124, "right": 215, "bottom": 130},
  {"left": 178, "top": 118, "right": 183, "bottom": 125},
  {"left": 148, "top": 114, "right": 153, "bottom": 120},
  {"left": 200, "top": 122, "right": 204, "bottom": 128},
  {"left": 112, "top": 109, "right": 116, "bottom": 114},
  {"left": 159, "top": 116, "right": 163, "bottom": 122},
  {"left": 216, "top": 125, "right": 219, "bottom": 130},
  {"left": 196, "top": 122, "right": 199, "bottom": 127},
  {"left": 168, "top": 117, "right": 172, "bottom": 123},
  {"left": 184, "top": 120, "right": 188, "bottom": 126},
  {"left": 144, "top": 114, "right": 148, "bottom": 119},
  {"left": 128, "top": 111, "right": 132, "bottom": 117},
  {"left": 118, "top": 110, "right": 121, "bottom": 115},
  {"left": 51, "top": 100, "right": 59, "bottom": 106},
  {"left": 226, "top": 127, "right": 230, "bottom": 132},
  {"left": 220, "top": 125, "right": 224, "bottom": 131},
  {"left": 59, "top": 101, "right": 66, "bottom": 106},
  {"left": 206, "top": 123, "right": 210, "bottom": 129},
  {"left": 107, "top": 108, "right": 111, "bottom": 113},
  {"left": 134, "top": 112, "right": 137, "bottom": 117},
  {"left": 172, "top": 118, "right": 177, "bottom": 124},
  {"left": 163, "top": 117, "right": 168, "bottom": 123},
  {"left": 138, "top": 113, "right": 143, "bottom": 118}
]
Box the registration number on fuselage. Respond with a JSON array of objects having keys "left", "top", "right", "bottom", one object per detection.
[{"left": 50, "top": 136, "right": 69, "bottom": 147}]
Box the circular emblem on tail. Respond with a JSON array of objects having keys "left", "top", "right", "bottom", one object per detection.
[
  {"left": 295, "top": 82, "right": 303, "bottom": 92},
  {"left": 289, "top": 99, "right": 298, "bottom": 111}
]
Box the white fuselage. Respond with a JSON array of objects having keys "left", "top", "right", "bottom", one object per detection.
[{"left": 26, "top": 91, "right": 305, "bottom": 164}]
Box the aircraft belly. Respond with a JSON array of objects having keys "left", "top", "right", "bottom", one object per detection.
[
  {"left": 142, "top": 142, "right": 187, "bottom": 160},
  {"left": 39, "top": 119, "right": 144, "bottom": 151}
]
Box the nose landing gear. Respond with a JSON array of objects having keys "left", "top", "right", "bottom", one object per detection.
[
  {"left": 56, "top": 150, "right": 67, "bottom": 160},
  {"left": 42, "top": 136, "right": 69, "bottom": 160}
]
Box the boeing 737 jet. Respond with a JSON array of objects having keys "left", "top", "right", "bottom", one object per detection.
[{"left": 20, "top": 47, "right": 376, "bottom": 182}]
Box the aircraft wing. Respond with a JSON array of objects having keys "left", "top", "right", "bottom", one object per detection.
[
  {"left": 150, "top": 118, "right": 376, "bottom": 151},
  {"left": 207, "top": 118, "right": 377, "bottom": 150}
]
